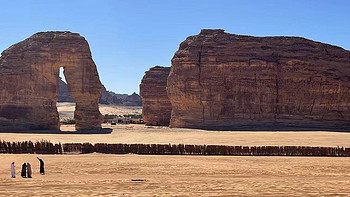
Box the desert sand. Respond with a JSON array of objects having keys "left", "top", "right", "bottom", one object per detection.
[
  {"left": 1, "top": 124, "right": 350, "bottom": 196},
  {"left": 0, "top": 104, "right": 349, "bottom": 196},
  {"left": 57, "top": 102, "right": 142, "bottom": 121},
  {"left": 0, "top": 154, "right": 349, "bottom": 196},
  {"left": 0, "top": 124, "right": 350, "bottom": 147}
]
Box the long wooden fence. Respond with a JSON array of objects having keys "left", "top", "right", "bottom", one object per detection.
[
  {"left": 1, "top": 140, "right": 350, "bottom": 157},
  {"left": 0, "top": 140, "right": 62, "bottom": 154}
]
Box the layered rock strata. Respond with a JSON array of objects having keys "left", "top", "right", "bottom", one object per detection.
[
  {"left": 0, "top": 31, "right": 103, "bottom": 131},
  {"left": 140, "top": 66, "right": 171, "bottom": 126},
  {"left": 167, "top": 29, "right": 350, "bottom": 130}
]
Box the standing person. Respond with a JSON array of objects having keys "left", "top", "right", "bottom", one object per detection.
[
  {"left": 10, "top": 162, "right": 16, "bottom": 178},
  {"left": 21, "top": 163, "right": 27, "bottom": 178},
  {"left": 37, "top": 157, "right": 45, "bottom": 175},
  {"left": 27, "top": 163, "right": 32, "bottom": 178}
]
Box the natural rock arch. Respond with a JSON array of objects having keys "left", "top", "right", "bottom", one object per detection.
[{"left": 0, "top": 31, "right": 103, "bottom": 131}]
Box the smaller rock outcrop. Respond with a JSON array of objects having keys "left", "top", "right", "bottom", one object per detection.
[{"left": 140, "top": 66, "right": 171, "bottom": 126}]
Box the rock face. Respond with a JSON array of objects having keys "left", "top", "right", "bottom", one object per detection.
[
  {"left": 167, "top": 29, "right": 350, "bottom": 130},
  {"left": 140, "top": 66, "right": 171, "bottom": 126},
  {"left": 0, "top": 31, "right": 103, "bottom": 131}
]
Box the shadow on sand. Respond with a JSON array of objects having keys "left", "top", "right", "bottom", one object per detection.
[
  {"left": 182, "top": 123, "right": 350, "bottom": 132},
  {"left": 0, "top": 128, "right": 113, "bottom": 134},
  {"left": 198, "top": 127, "right": 350, "bottom": 132}
]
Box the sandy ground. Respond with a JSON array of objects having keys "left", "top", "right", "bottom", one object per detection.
[
  {"left": 0, "top": 124, "right": 349, "bottom": 147},
  {"left": 1, "top": 103, "right": 349, "bottom": 196},
  {"left": 0, "top": 153, "right": 349, "bottom": 196},
  {"left": 57, "top": 102, "right": 142, "bottom": 120}
]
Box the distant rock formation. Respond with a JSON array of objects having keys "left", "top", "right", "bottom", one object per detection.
[
  {"left": 98, "top": 84, "right": 123, "bottom": 105},
  {"left": 165, "top": 29, "right": 350, "bottom": 130},
  {"left": 0, "top": 31, "right": 103, "bottom": 131},
  {"left": 58, "top": 78, "right": 74, "bottom": 102},
  {"left": 58, "top": 78, "right": 142, "bottom": 106},
  {"left": 140, "top": 66, "right": 171, "bottom": 126},
  {"left": 124, "top": 92, "right": 143, "bottom": 106}
]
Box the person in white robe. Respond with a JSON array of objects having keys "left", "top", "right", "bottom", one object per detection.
[{"left": 10, "top": 162, "right": 15, "bottom": 178}]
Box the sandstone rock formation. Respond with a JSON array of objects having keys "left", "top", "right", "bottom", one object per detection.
[
  {"left": 0, "top": 31, "right": 103, "bottom": 131},
  {"left": 140, "top": 66, "right": 171, "bottom": 126},
  {"left": 167, "top": 29, "right": 350, "bottom": 130}
]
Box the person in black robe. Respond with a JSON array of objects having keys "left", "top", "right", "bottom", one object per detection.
[
  {"left": 27, "top": 163, "right": 32, "bottom": 178},
  {"left": 37, "top": 157, "right": 45, "bottom": 175},
  {"left": 21, "top": 163, "right": 27, "bottom": 178}
]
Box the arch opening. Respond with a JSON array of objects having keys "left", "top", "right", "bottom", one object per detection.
[{"left": 57, "top": 67, "right": 76, "bottom": 129}]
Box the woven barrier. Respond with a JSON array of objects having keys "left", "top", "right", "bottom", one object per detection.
[
  {"left": 64, "top": 143, "right": 350, "bottom": 157},
  {"left": 0, "top": 140, "right": 62, "bottom": 154},
  {"left": 1, "top": 140, "right": 349, "bottom": 156}
]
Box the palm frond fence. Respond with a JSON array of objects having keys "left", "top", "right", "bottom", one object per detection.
[{"left": 0, "top": 140, "right": 349, "bottom": 157}]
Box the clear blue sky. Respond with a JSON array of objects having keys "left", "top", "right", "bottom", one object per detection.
[{"left": 0, "top": 0, "right": 349, "bottom": 94}]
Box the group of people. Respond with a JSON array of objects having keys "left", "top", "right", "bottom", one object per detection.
[{"left": 10, "top": 157, "right": 45, "bottom": 178}]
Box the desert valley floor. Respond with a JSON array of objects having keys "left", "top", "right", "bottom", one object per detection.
[
  {"left": 1, "top": 125, "right": 350, "bottom": 196},
  {"left": 0, "top": 105, "right": 350, "bottom": 196},
  {"left": 0, "top": 154, "right": 350, "bottom": 196},
  {"left": 1, "top": 124, "right": 350, "bottom": 147}
]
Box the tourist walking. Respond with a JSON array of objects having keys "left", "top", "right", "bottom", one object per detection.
[
  {"left": 37, "top": 157, "right": 45, "bottom": 175},
  {"left": 27, "top": 163, "right": 32, "bottom": 178},
  {"left": 10, "top": 162, "right": 15, "bottom": 178},
  {"left": 21, "top": 163, "right": 27, "bottom": 178}
]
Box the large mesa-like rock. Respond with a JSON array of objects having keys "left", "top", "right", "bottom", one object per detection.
[
  {"left": 0, "top": 31, "right": 103, "bottom": 131},
  {"left": 167, "top": 29, "right": 350, "bottom": 130},
  {"left": 140, "top": 66, "right": 171, "bottom": 126}
]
